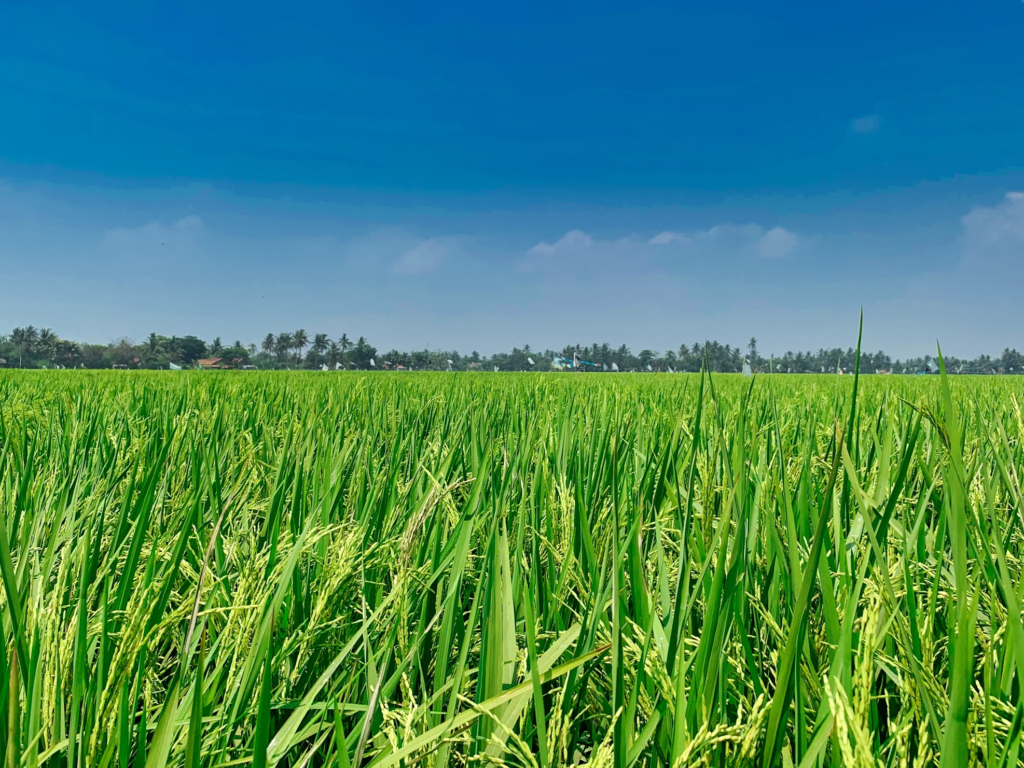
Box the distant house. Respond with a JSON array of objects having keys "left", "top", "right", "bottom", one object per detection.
[{"left": 197, "top": 358, "right": 224, "bottom": 369}]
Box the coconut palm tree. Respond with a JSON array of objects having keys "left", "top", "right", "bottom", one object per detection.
[
  {"left": 310, "top": 333, "right": 329, "bottom": 367},
  {"left": 275, "top": 333, "right": 294, "bottom": 365},
  {"left": 326, "top": 341, "right": 341, "bottom": 369},
  {"left": 293, "top": 329, "right": 309, "bottom": 364},
  {"left": 338, "top": 333, "right": 353, "bottom": 367},
  {"left": 11, "top": 326, "right": 38, "bottom": 368},
  {"left": 38, "top": 328, "right": 57, "bottom": 362},
  {"left": 58, "top": 339, "right": 80, "bottom": 366},
  {"left": 262, "top": 333, "right": 275, "bottom": 355}
]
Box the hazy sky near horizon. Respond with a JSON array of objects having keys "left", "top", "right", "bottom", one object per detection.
[{"left": 2, "top": 0, "right": 1023, "bottom": 358}]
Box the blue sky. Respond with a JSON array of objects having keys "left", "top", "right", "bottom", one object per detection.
[{"left": 2, "top": 0, "right": 1023, "bottom": 357}]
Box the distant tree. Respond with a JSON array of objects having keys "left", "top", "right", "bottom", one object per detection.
[
  {"left": 175, "top": 336, "right": 208, "bottom": 364},
  {"left": 262, "top": 333, "right": 275, "bottom": 355},
  {"left": 293, "top": 329, "right": 309, "bottom": 364},
  {"left": 110, "top": 337, "right": 138, "bottom": 366},
  {"left": 275, "top": 333, "right": 294, "bottom": 364},
  {"left": 38, "top": 328, "right": 57, "bottom": 362},
  {"left": 210, "top": 337, "right": 223, "bottom": 356},
  {"left": 220, "top": 345, "right": 251, "bottom": 365},
  {"left": 57, "top": 339, "right": 80, "bottom": 366},
  {"left": 309, "top": 333, "right": 329, "bottom": 368},
  {"left": 326, "top": 341, "right": 342, "bottom": 368},
  {"left": 352, "top": 336, "right": 377, "bottom": 368},
  {"left": 1002, "top": 348, "right": 1024, "bottom": 373},
  {"left": 79, "top": 344, "right": 108, "bottom": 369},
  {"left": 11, "top": 326, "right": 39, "bottom": 367}
]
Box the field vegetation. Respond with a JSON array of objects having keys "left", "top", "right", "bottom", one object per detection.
[{"left": 1, "top": 356, "right": 1023, "bottom": 767}]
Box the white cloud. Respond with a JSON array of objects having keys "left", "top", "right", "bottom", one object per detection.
[
  {"left": 697, "top": 223, "right": 764, "bottom": 247},
  {"left": 896, "top": 190, "right": 1024, "bottom": 313},
  {"left": 392, "top": 237, "right": 456, "bottom": 275},
  {"left": 174, "top": 214, "right": 203, "bottom": 230},
  {"left": 756, "top": 227, "right": 799, "bottom": 258},
  {"left": 527, "top": 224, "right": 800, "bottom": 264},
  {"left": 962, "top": 191, "right": 1024, "bottom": 251},
  {"left": 528, "top": 229, "right": 594, "bottom": 256},
  {"left": 648, "top": 230, "right": 692, "bottom": 246},
  {"left": 851, "top": 115, "right": 881, "bottom": 133}
]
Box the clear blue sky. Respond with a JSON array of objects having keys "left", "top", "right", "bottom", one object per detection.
[{"left": 2, "top": 0, "right": 1022, "bottom": 357}]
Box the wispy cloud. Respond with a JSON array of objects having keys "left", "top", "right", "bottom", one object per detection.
[
  {"left": 527, "top": 229, "right": 594, "bottom": 256},
  {"left": 962, "top": 191, "right": 1024, "bottom": 250},
  {"left": 392, "top": 237, "right": 458, "bottom": 275},
  {"left": 851, "top": 114, "right": 881, "bottom": 134},
  {"left": 648, "top": 230, "right": 692, "bottom": 246},
  {"left": 528, "top": 223, "right": 800, "bottom": 264},
  {"left": 756, "top": 227, "right": 800, "bottom": 258}
]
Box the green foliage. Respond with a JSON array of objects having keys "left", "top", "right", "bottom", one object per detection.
[{"left": 0, "top": 369, "right": 1023, "bottom": 767}]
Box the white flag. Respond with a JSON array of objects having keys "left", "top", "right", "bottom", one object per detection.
[
  {"left": 369, "top": 358, "right": 375, "bottom": 367},
  {"left": 611, "top": 362, "right": 619, "bottom": 372},
  {"left": 528, "top": 357, "right": 535, "bottom": 365},
  {"left": 169, "top": 362, "right": 182, "bottom": 370}
]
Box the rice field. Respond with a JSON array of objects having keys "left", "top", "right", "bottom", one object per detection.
[{"left": 1, "top": 362, "right": 1023, "bottom": 768}]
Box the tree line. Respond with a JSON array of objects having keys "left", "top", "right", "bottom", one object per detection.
[{"left": 2, "top": 326, "right": 1024, "bottom": 374}]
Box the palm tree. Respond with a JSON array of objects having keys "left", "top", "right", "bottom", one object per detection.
[
  {"left": 11, "top": 326, "right": 38, "bottom": 368},
  {"left": 210, "top": 337, "right": 223, "bottom": 356},
  {"left": 39, "top": 328, "right": 57, "bottom": 362},
  {"left": 262, "top": 333, "right": 275, "bottom": 355},
  {"left": 326, "top": 341, "right": 341, "bottom": 369},
  {"left": 58, "top": 340, "right": 80, "bottom": 366},
  {"left": 293, "top": 329, "right": 309, "bottom": 364},
  {"left": 353, "top": 336, "right": 376, "bottom": 368},
  {"left": 275, "top": 333, "right": 294, "bottom": 365},
  {"left": 337, "top": 333, "right": 352, "bottom": 367},
  {"left": 310, "top": 333, "right": 329, "bottom": 367},
  {"left": 148, "top": 333, "right": 160, "bottom": 353}
]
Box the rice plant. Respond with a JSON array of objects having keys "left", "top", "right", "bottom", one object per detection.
[{"left": 1, "top": 356, "right": 1023, "bottom": 767}]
